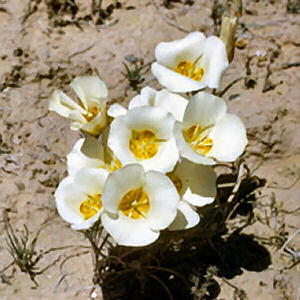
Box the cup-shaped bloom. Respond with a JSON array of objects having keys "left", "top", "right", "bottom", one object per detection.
[
  {"left": 151, "top": 32, "right": 228, "bottom": 92},
  {"left": 174, "top": 92, "right": 248, "bottom": 165},
  {"left": 67, "top": 137, "right": 122, "bottom": 175},
  {"left": 67, "top": 138, "right": 105, "bottom": 175},
  {"left": 129, "top": 87, "right": 188, "bottom": 121},
  {"left": 168, "top": 159, "right": 217, "bottom": 230},
  {"left": 49, "top": 76, "right": 108, "bottom": 135},
  {"left": 101, "top": 164, "right": 179, "bottom": 246},
  {"left": 55, "top": 168, "right": 109, "bottom": 230},
  {"left": 108, "top": 106, "right": 179, "bottom": 173}
]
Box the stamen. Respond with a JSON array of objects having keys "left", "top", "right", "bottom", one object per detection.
[
  {"left": 118, "top": 187, "right": 150, "bottom": 219},
  {"left": 183, "top": 125, "right": 213, "bottom": 155},
  {"left": 80, "top": 194, "right": 102, "bottom": 220},
  {"left": 83, "top": 106, "right": 100, "bottom": 122},
  {"left": 174, "top": 60, "right": 204, "bottom": 82},
  {"left": 129, "top": 130, "right": 159, "bottom": 160}
]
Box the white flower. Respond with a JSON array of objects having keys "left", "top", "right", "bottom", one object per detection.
[
  {"left": 174, "top": 92, "right": 248, "bottom": 164},
  {"left": 49, "top": 76, "right": 108, "bottom": 135},
  {"left": 108, "top": 106, "right": 179, "bottom": 173},
  {"left": 67, "top": 137, "right": 122, "bottom": 175},
  {"left": 55, "top": 168, "right": 109, "bottom": 230},
  {"left": 168, "top": 159, "right": 217, "bottom": 231},
  {"left": 101, "top": 164, "right": 179, "bottom": 246},
  {"left": 151, "top": 32, "right": 228, "bottom": 92},
  {"left": 129, "top": 87, "right": 188, "bottom": 121}
]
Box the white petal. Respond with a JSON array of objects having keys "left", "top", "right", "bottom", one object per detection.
[
  {"left": 49, "top": 90, "right": 86, "bottom": 117},
  {"left": 151, "top": 62, "right": 206, "bottom": 93},
  {"left": 107, "top": 104, "right": 128, "bottom": 118},
  {"left": 67, "top": 138, "right": 105, "bottom": 175},
  {"left": 183, "top": 92, "right": 227, "bottom": 129},
  {"left": 155, "top": 89, "right": 188, "bottom": 122},
  {"left": 140, "top": 137, "right": 179, "bottom": 173},
  {"left": 74, "top": 168, "right": 109, "bottom": 195},
  {"left": 128, "top": 87, "right": 157, "bottom": 110},
  {"left": 72, "top": 211, "right": 102, "bottom": 230},
  {"left": 55, "top": 176, "right": 85, "bottom": 225},
  {"left": 174, "top": 121, "right": 215, "bottom": 165},
  {"left": 125, "top": 106, "right": 175, "bottom": 139},
  {"left": 101, "top": 212, "right": 159, "bottom": 246},
  {"left": 155, "top": 32, "right": 206, "bottom": 67},
  {"left": 144, "top": 171, "right": 179, "bottom": 230},
  {"left": 139, "top": 86, "right": 157, "bottom": 103},
  {"left": 108, "top": 116, "right": 136, "bottom": 164},
  {"left": 128, "top": 94, "right": 142, "bottom": 110},
  {"left": 200, "top": 36, "right": 229, "bottom": 89},
  {"left": 174, "top": 159, "right": 217, "bottom": 207},
  {"left": 101, "top": 164, "right": 146, "bottom": 214},
  {"left": 168, "top": 201, "right": 200, "bottom": 231},
  {"left": 70, "top": 76, "right": 108, "bottom": 110},
  {"left": 70, "top": 120, "right": 85, "bottom": 131},
  {"left": 129, "top": 88, "right": 188, "bottom": 122},
  {"left": 68, "top": 110, "right": 86, "bottom": 124},
  {"left": 208, "top": 114, "right": 248, "bottom": 162}
]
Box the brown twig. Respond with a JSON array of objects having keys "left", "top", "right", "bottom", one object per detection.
[{"left": 68, "top": 43, "right": 96, "bottom": 59}]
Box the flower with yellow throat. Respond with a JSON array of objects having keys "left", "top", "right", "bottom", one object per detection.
[
  {"left": 128, "top": 87, "right": 188, "bottom": 122},
  {"left": 151, "top": 32, "right": 228, "bottom": 93},
  {"left": 168, "top": 159, "right": 217, "bottom": 231},
  {"left": 67, "top": 136, "right": 122, "bottom": 176},
  {"left": 108, "top": 106, "right": 179, "bottom": 173},
  {"left": 101, "top": 164, "right": 179, "bottom": 246},
  {"left": 174, "top": 92, "right": 248, "bottom": 165},
  {"left": 49, "top": 76, "right": 108, "bottom": 135},
  {"left": 55, "top": 168, "right": 108, "bottom": 230}
]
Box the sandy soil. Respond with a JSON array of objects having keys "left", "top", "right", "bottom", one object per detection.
[{"left": 0, "top": 0, "right": 299, "bottom": 299}]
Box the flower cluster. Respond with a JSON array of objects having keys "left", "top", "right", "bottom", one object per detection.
[{"left": 50, "top": 32, "right": 247, "bottom": 247}]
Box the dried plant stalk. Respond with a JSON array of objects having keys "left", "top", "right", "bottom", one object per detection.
[
  {"left": 220, "top": 0, "right": 242, "bottom": 63},
  {"left": 220, "top": 16, "right": 237, "bottom": 63}
]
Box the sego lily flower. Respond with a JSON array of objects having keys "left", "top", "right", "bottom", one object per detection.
[
  {"left": 67, "top": 136, "right": 122, "bottom": 175},
  {"left": 129, "top": 86, "right": 188, "bottom": 121},
  {"left": 49, "top": 76, "right": 108, "bottom": 135},
  {"left": 151, "top": 32, "right": 228, "bottom": 92},
  {"left": 108, "top": 106, "right": 179, "bottom": 173},
  {"left": 167, "top": 159, "right": 217, "bottom": 231},
  {"left": 107, "top": 86, "right": 187, "bottom": 121},
  {"left": 174, "top": 92, "right": 248, "bottom": 165},
  {"left": 101, "top": 164, "right": 179, "bottom": 246},
  {"left": 55, "top": 168, "right": 109, "bottom": 230}
]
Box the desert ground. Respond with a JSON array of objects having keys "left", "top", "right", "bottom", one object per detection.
[{"left": 0, "top": 0, "right": 299, "bottom": 299}]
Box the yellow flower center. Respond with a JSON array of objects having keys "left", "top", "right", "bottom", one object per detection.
[
  {"left": 118, "top": 187, "right": 150, "bottom": 219},
  {"left": 129, "top": 130, "right": 159, "bottom": 160},
  {"left": 174, "top": 60, "right": 204, "bottom": 82},
  {"left": 79, "top": 194, "right": 102, "bottom": 220},
  {"left": 83, "top": 106, "right": 100, "bottom": 122},
  {"left": 77, "top": 97, "right": 100, "bottom": 122},
  {"left": 168, "top": 173, "right": 183, "bottom": 195},
  {"left": 183, "top": 125, "right": 213, "bottom": 155}
]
